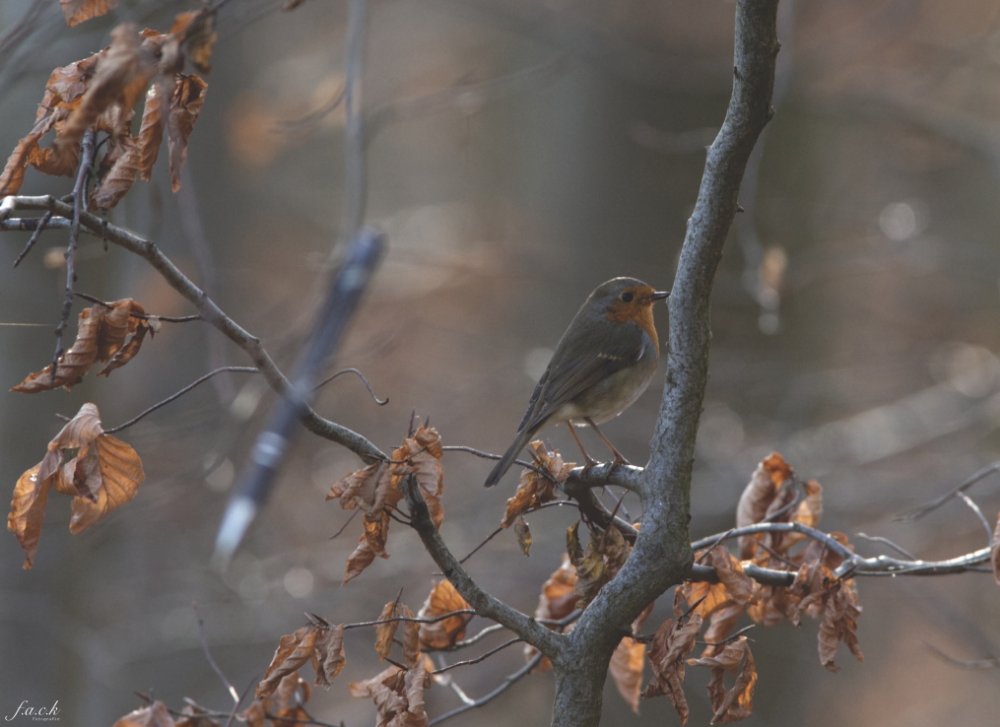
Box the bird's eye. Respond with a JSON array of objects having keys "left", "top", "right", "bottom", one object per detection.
[{"left": 620, "top": 292, "right": 634, "bottom": 303}]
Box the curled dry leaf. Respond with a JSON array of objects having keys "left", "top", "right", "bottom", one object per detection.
[
  {"left": 167, "top": 74, "right": 208, "bottom": 193},
  {"left": 418, "top": 579, "right": 472, "bottom": 650},
  {"left": 735, "top": 452, "right": 794, "bottom": 560},
  {"left": 688, "top": 636, "right": 757, "bottom": 724},
  {"left": 526, "top": 553, "right": 579, "bottom": 671},
  {"left": 56, "top": 24, "right": 156, "bottom": 160},
  {"left": 566, "top": 521, "right": 631, "bottom": 608},
  {"left": 112, "top": 700, "right": 174, "bottom": 727},
  {"left": 8, "top": 403, "right": 144, "bottom": 568},
  {"left": 514, "top": 516, "right": 532, "bottom": 556},
  {"left": 13, "top": 299, "right": 149, "bottom": 392},
  {"left": 817, "top": 579, "right": 863, "bottom": 672},
  {"left": 60, "top": 0, "right": 119, "bottom": 27},
  {"left": 677, "top": 548, "right": 755, "bottom": 657},
  {"left": 643, "top": 613, "right": 704, "bottom": 724},
  {"left": 332, "top": 424, "right": 444, "bottom": 583},
  {"left": 92, "top": 134, "right": 141, "bottom": 209},
  {"left": 349, "top": 664, "right": 430, "bottom": 727},
  {"left": 500, "top": 440, "right": 571, "bottom": 527},
  {"left": 374, "top": 598, "right": 402, "bottom": 660},
  {"left": 137, "top": 81, "right": 167, "bottom": 181},
  {"left": 609, "top": 603, "right": 654, "bottom": 714},
  {"left": 314, "top": 624, "right": 346, "bottom": 687},
  {"left": 170, "top": 9, "right": 218, "bottom": 74},
  {"left": 256, "top": 625, "right": 321, "bottom": 699}
]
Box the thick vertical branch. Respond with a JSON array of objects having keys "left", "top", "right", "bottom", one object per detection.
[{"left": 549, "top": 2, "right": 781, "bottom": 726}]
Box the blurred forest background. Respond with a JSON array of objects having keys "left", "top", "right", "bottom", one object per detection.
[{"left": 3, "top": 0, "right": 1000, "bottom": 724}]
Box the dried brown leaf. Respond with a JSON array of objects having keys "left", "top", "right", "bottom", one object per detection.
[
  {"left": 12, "top": 305, "right": 104, "bottom": 392},
  {"left": 400, "top": 604, "right": 421, "bottom": 668},
  {"left": 56, "top": 24, "right": 155, "bottom": 162},
  {"left": 167, "top": 74, "right": 208, "bottom": 193},
  {"left": 137, "top": 81, "right": 167, "bottom": 180},
  {"left": 112, "top": 700, "right": 175, "bottom": 727},
  {"left": 688, "top": 637, "right": 757, "bottom": 724},
  {"left": 417, "top": 579, "right": 472, "bottom": 650},
  {"left": 817, "top": 579, "right": 863, "bottom": 672},
  {"left": 7, "top": 466, "right": 50, "bottom": 570},
  {"left": 99, "top": 321, "right": 151, "bottom": 377},
  {"left": 643, "top": 613, "right": 704, "bottom": 724},
  {"left": 500, "top": 440, "right": 569, "bottom": 527},
  {"left": 237, "top": 700, "right": 266, "bottom": 727},
  {"left": 736, "top": 452, "right": 793, "bottom": 559},
  {"left": 92, "top": 133, "right": 140, "bottom": 209},
  {"left": 66, "top": 433, "right": 145, "bottom": 534},
  {"left": 343, "top": 536, "right": 378, "bottom": 584},
  {"left": 374, "top": 599, "right": 401, "bottom": 660},
  {"left": 0, "top": 129, "right": 44, "bottom": 195},
  {"left": 526, "top": 553, "right": 579, "bottom": 671},
  {"left": 256, "top": 625, "right": 321, "bottom": 699},
  {"left": 60, "top": 0, "right": 118, "bottom": 27},
  {"left": 170, "top": 10, "right": 217, "bottom": 74},
  {"left": 514, "top": 516, "right": 532, "bottom": 556},
  {"left": 313, "top": 624, "right": 346, "bottom": 687},
  {"left": 610, "top": 635, "right": 646, "bottom": 713}
]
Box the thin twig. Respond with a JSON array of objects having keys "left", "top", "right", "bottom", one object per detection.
[
  {"left": 697, "top": 624, "right": 756, "bottom": 647},
  {"left": 431, "top": 637, "right": 522, "bottom": 675},
  {"left": 193, "top": 603, "right": 240, "bottom": 704},
  {"left": 899, "top": 461, "right": 1000, "bottom": 521},
  {"left": 341, "top": 609, "right": 476, "bottom": 631},
  {"left": 956, "top": 491, "right": 994, "bottom": 545},
  {"left": 52, "top": 129, "right": 95, "bottom": 376},
  {"left": 222, "top": 676, "right": 256, "bottom": 727},
  {"left": 12, "top": 209, "right": 51, "bottom": 267},
  {"left": 104, "top": 367, "right": 259, "bottom": 434},
  {"left": 924, "top": 641, "right": 1000, "bottom": 670},
  {"left": 73, "top": 292, "right": 204, "bottom": 322},
  {"left": 313, "top": 366, "right": 388, "bottom": 405},
  {"left": 275, "top": 84, "right": 346, "bottom": 132},
  {"left": 0, "top": 195, "right": 388, "bottom": 463},
  {"left": 427, "top": 651, "right": 544, "bottom": 726},
  {"left": 854, "top": 532, "right": 916, "bottom": 560},
  {"left": 329, "top": 508, "right": 360, "bottom": 539},
  {"left": 457, "top": 526, "right": 504, "bottom": 565}
]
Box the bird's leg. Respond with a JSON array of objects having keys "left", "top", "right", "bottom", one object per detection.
[
  {"left": 584, "top": 417, "right": 630, "bottom": 466},
  {"left": 565, "top": 422, "right": 599, "bottom": 469}
]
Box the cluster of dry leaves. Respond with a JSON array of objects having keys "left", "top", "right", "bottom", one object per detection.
[
  {"left": 0, "top": 10, "right": 216, "bottom": 207},
  {"left": 326, "top": 424, "right": 444, "bottom": 583},
  {"left": 7, "top": 297, "right": 156, "bottom": 568},
  {"left": 8, "top": 403, "right": 144, "bottom": 569},
  {"left": 12, "top": 298, "right": 156, "bottom": 393},
  {"left": 637, "top": 453, "right": 863, "bottom": 723},
  {"left": 83, "top": 419, "right": 873, "bottom": 727},
  {"left": 241, "top": 579, "right": 472, "bottom": 727}
]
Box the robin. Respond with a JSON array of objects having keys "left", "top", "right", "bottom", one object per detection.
[{"left": 484, "top": 277, "right": 669, "bottom": 487}]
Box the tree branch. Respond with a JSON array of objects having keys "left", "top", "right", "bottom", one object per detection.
[
  {"left": 0, "top": 195, "right": 386, "bottom": 464},
  {"left": 546, "top": 1, "right": 781, "bottom": 725},
  {"left": 399, "top": 475, "right": 568, "bottom": 660}
]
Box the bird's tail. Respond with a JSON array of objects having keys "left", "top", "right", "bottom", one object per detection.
[{"left": 484, "top": 427, "right": 536, "bottom": 488}]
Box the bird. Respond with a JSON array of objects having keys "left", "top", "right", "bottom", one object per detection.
[{"left": 484, "top": 277, "right": 668, "bottom": 487}]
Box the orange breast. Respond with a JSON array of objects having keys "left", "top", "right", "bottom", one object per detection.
[{"left": 605, "top": 285, "right": 660, "bottom": 349}]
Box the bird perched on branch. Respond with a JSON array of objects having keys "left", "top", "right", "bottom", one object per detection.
[{"left": 484, "top": 277, "right": 668, "bottom": 487}]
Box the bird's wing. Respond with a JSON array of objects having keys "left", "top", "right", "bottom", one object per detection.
[{"left": 519, "top": 328, "right": 650, "bottom": 432}]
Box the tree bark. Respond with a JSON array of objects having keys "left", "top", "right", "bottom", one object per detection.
[{"left": 550, "top": 0, "right": 781, "bottom": 723}]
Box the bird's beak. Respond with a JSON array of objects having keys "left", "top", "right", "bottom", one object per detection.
[{"left": 649, "top": 291, "right": 670, "bottom": 302}]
